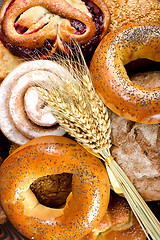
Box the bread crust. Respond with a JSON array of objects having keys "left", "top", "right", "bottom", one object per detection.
[
  {"left": 0, "top": 41, "right": 22, "bottom": 81},
  {"left": 105, "top": 0, "right": 160, "bottom": 32},
  {"left": 0, "top": 136, "right": 110, "bottom": 239},
  {"left": 0, "top": 0, "right": 110, "bottom": 59},
  {"left": 90, "top": 24, "right": 160, "bottom": 124}
]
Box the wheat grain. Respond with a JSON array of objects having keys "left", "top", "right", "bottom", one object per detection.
[
  {"left": 37, "top": 65, "right": 111, "bottom": 153},
  {"left": 36, "top": 44, "right": 160, "bottom": 240}
]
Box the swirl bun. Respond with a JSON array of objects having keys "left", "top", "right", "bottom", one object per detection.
[
  {"left": 90, "top": 24, "right": 160, "bottom": 124},
  {"left": 0, "top": 135, "right": 110, "bottom": 240},
  {"left": 0, "top": 60, "right": 66, "bottom": 145},
  {"left": 0, "top": 0, "right": 110, "bottom": 59}
]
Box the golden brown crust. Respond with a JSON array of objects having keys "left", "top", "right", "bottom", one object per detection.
[
  {"left": 0, "top": 135, "right": 110, "bottom": 240},
  {"left": 81, "top": 192, "right": 146, "bottom": 240},
  {"left": 0, "top": 0, "right": 110, "bottom": 59},
  {"left": 0, "top": 41, "right": 22, "bottom": 81},
  {"left": 90, "top": 24, "right": 160, "bottom": 124},
  {"left": 1, "top": 0, "right": 94, "bottom": 47}
]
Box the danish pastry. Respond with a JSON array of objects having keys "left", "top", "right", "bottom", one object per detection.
[{"left": 0, "top": 0, "right": 110, "bottom": 59}]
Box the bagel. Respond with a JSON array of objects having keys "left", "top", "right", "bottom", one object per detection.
[
  {"left": 0, "top": 191, "right": 147, "bottom": 240},
  {"left": 90, "top": 24, "right": 160, "bottom": 124},
  {"left": 0, "top": 135, "right": 110, "bottom": 240}
]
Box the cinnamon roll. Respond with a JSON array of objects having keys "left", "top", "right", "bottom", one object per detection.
[
  {"left": 0, "top": 60, "right": 66, "bottom": 145},
  {"left": 0, "top": 0, "right": 110, "bottom": 60}
]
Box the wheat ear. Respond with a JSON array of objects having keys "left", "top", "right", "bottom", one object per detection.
[{"left": 36, "top": 46, "right": 160, "bottom": 240}]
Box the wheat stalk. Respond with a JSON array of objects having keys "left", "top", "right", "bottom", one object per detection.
[
  {"left": 36, "top": 46, "right": 160, "bottom": 240},
  {"left": 38, "top": 49, "right": 111, "bottom": 154}
]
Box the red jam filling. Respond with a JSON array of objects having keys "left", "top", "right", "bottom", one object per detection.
[
  {"left": 70, "top": 19, "right": 86, "bottom": 35},
  {"left": 63, "top": 0, "right": 105, "bottom": 60},
  {"left": 0, "top": 0, "right": 104, "bottom": 60},
  {"left": 14, "top": 22, "right": 28, "bottom": 34}
]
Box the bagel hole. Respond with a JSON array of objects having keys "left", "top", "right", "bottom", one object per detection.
[
  {"left": 30, "top": 173, "right": 72, "bottom": 209},
  {"left": 125, "top": 59, "right": 160, "bottom": 88}
]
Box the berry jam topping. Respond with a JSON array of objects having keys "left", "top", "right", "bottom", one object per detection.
[
  {"left": 70, "top": 19, "right": 86, "bottom": 35},
  {"left": 64, "top": 0, "right": 105, "bottom": 60},
  {"left": 0, "top": 0, "right": 104, "bottom": 60},
  {"left": 14, "top": 23, "right": 28, "bottom": 34},
  {"left": 80, "top": 0, "right": 104, "bottom": 55}
]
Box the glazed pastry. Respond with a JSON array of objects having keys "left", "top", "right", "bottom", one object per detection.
[
  {"left": 0, "top": 60, "right": 66, "bottom": 145},
  {"left": 0, "top": 0, "right": 110, "bottom": 60},
  {"left": 105, "top": 0, "right": 160, "bottom": 32},
  {"left": 0, "top": 135, "right": 110, "bottom": 240},
  {"left": 90, "top": 24, "right": 160, "bottom": 124}
]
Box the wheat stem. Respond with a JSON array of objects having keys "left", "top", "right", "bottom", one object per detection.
[
  {"left": 101, "top": 153, "right": 160, "bottom": 240},
  {"left": 36, "top": 44, "right": 160, "bottom": 240}
]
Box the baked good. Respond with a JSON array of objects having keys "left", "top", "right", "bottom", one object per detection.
[
  {"left": 107, "top": 70, "right": 160, "bottom": 201},
  {"left": 90, "top": 24, "right": 160, "bottom": 124},
  {"left": 105, "top": 0, "right": 160, "bottom": 32},
  {"left": 0, "top": 0, "right": 110, "bottom": 60},
  {"left": 77, "top": 191, "right": 147, "bottom": 239},
  {"left": 0, "top": 135, "right": 110, "bottom": 239},
  {"left": 0, "top": 41, "right": 22, "bottom": 81},
  {"left": 0, "top": 60, "right": 67, "bottom": 145},
  {"left": 109, "top": 109, "right": 160, "bottom": 202}
]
